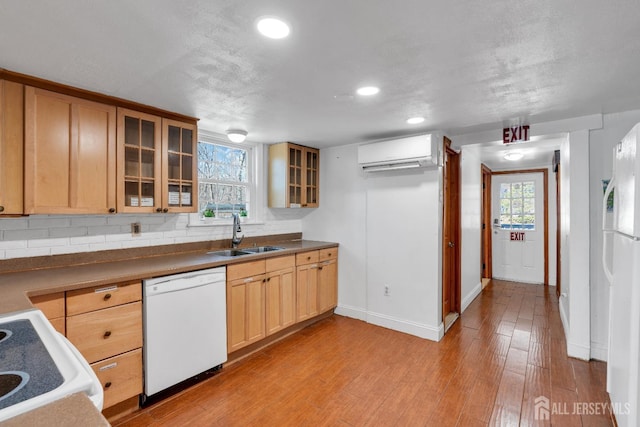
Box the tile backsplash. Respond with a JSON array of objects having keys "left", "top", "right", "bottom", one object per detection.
[{"left": 0, "top": 214, "right": 301, "bottom": 260}]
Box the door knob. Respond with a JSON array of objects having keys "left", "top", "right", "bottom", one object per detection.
[{"left": 448, "top": 242, "right": 455, "bottom": 248}]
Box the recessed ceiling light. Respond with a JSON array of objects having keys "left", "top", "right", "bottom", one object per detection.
[
  {"left": 256, "top": 16, "right": 290, "bottom": 39},
  {"left": 406, "top": 117, "right": 425, "bottom": 124},
  {"left": 504, "top": 151, "right": 524, "bottom": 161},
  {"left": 356, "top": 86, "right": 380, "bottom": 96},
  {"left": 227, "top": 129, "right": 248, "bottom": 143}
]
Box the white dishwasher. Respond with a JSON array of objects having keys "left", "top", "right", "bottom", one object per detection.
[{"left": 143, "top": 267, "right": 227, "bottom": 399}]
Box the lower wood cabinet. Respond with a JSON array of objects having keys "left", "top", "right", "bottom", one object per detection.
[
  {"left": 265, "top": 256, "right": 296, "bottom": 335},
  {"left": 30, "top": 291, "right": 65, "bottom": 335},
  {"left": 297, "top": 248, "right": 338, "bottom": 321},
  {"left": 91, "top": 348, "right": 143, "bottom": 409},
  {"left": 296, "top": 262, "right": 319, "bottom": 322},
  {"left": 65, "top": 281, "right": 143, "bottom": 413},
  {"left": 227, "top": 272, "right": 266, "bottom": 353}
]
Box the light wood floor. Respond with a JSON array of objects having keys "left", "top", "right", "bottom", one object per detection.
[{"left": 115, "top": 280, "right": 615, "bottom": 426}]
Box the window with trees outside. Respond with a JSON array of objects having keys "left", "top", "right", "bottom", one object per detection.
[
  {"left": 197, "top": 139, "right": 253, "bottom": 220},
  {"left": 499, "top": 181, "right": 536, "bottom": 230}
]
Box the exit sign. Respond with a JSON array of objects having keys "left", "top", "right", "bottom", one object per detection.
[
  {"left": 510, "top": 231, "right": 525, "bottom": 241},
  {"left": 503, "top": 125, "right": 530, "bottom": 144}
]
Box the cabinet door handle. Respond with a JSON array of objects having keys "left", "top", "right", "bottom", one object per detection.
[
  {"left": 319, "top": 267, "right": 324, "bottom": 270},
  {"left": 103, "top": 331, "right": 112, "bottom": 338},
  {"left": 156, "top": 207, "right": 163, "bottom": 213},
  {"left": 267, "top": 277, "right": 271, "bottom": 282},
  {"left": 103, "top": 293, "right": 112, "bottom": 301},
  {"left": 104, "top": 381, "right": 112, "bottom": 389},
  {"left": 0, "top": 206, "right": 4, "bottom": 213},
  {"left": 163, "top": 208, "right": 169, "bottom": 213},
  {"left": 108, "top": 207, "right": 116, "bottom": 213}
]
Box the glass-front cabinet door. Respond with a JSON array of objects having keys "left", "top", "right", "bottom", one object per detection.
[
  {"left": 288, "top": 145, "right": 303, "bottom": 207},
  {"left": 304, "top": 148, "right": 319, "bottom": 207},
  {"left": 117, "top": 108, "right": 162, "bottom": 213},
  {"left": 162, "top": 119, "right": 197, "bottom": 213}
]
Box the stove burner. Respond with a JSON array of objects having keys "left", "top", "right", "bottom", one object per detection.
[
  {"left": 0, "top": 372, "right": 30, "bottom": 404},
  {"left": 0, "top": 330, "right": 11, "bottom": 344}
]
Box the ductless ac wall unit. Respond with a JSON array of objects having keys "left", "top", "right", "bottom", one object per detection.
[{"left": 357, "top": 133, "right": 442, "bottom": 172}]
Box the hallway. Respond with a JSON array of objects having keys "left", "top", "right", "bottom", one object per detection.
[{"left": 117, "top": 280, "right": 614, "bottom": 426}]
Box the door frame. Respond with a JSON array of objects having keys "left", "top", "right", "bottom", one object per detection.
[
  {"left": 481, "top": 164, "right": 493, "bottom": 281},
  {"left": 554, "top": 153, "right": 561, "bottom": 297},
  {"left": 491, "top": 168, "right": 549, "bottom": 285},
  {"left": 442, "top": 137, "right": 461, "bottom": 323}
]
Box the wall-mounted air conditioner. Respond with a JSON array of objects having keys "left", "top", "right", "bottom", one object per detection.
[{"left": 357, "top": 133, "right": 442, "bottom": 172}]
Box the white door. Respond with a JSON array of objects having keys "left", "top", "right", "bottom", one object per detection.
[{"left": 491, "top": 173, "right": 544, "bottom": 284}]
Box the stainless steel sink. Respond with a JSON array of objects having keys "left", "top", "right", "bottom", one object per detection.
[
  {"left": 207, "top": 249, "right": 253, "bottom": 257},
  {"left": 242, "top": 246, "right": 285, "bottom": 253}
]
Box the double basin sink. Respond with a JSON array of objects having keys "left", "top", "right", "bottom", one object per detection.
[{"left": 207, "top": 246, "right": 284, "bottom": 258}]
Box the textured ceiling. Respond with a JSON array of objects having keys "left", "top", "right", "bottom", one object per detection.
[{"left": 2, "top": 1, "right": 640, "bottom": 147}]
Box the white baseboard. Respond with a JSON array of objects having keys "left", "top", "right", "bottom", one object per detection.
[
  {"left": 590, "top": 342, "right": 608, "bottom": 362},
  {"left": 559, "top": 296, "right": 570, "bottom": 337},
  {"left": 366, "top": 311, "right": 443, "bottom": 342},
  {"left": 567, "top": 341, "right": 591, "bottom": 361},
  {"left": 461, "top": 282, "right": 482, "bottom": 312},
  {"left": 335, "top": 304, "right": 367, "bottom": 321},
  {"left": 558, "top": 296, "right": 591, "bottom": 360}
]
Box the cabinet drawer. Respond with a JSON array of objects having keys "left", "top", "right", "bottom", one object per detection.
[
  {"left": 30, "top": 292, "right": 65, "bottom": 319},
  {"left": 92, "top": 348, "right": 142, "bottom": 409},
  {"left": 66, "top": 281, "right": 141, "bottom": 316},
  {"left": 319, "top": 248, "right": 338, "bottom": 262},
  {"left": 266, "top": 255, "right": 295, "bottom": 272},
  {"left": 227, "top": 260, "right": 266, "bottom": 281},
  {"left": 296, "top": 251, "right": 319, "bottom": 265},
  {"left": 67, "top": 302, "right": 142, "bottom": 363}
]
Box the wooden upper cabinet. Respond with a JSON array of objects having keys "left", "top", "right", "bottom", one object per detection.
[
  {"left": 117, "top": 108, "right": 162, "bottom": 213},
  {"left": 24, "top": 87, "right": 117, "bottom": 214},
  {"left": 268, "top": 142, "right": 319, "bottom": 208},
  {"left": 0, "top": 80, "right": 24, "bottom": 215},
  {"left": 117, "top": 109, "right": 197, "bottom": 213},
  {"left": 162, "top": 119, "right": 197, "bottom": 213}
]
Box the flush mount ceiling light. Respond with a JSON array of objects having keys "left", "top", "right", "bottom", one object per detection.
[
  {"left": 227, "top": 129, "right": 248, "bottom": 143},
  {"left": 356, "top": 86, "right": 380, "bottom": 96},
  {"left": 504, "top": 151, "right": 524, "bottom": 161},
  {"left": 256, "top": 16, "right": 290, "bottom": 39},
  {"left": 406, "top": 117, "right": 425, "bottom": 124}
]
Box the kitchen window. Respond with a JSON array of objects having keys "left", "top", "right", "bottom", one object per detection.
[{"left": 196, "top": 136, "right": 255, "bottom": 220}]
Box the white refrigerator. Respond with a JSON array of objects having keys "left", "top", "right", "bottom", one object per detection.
[{"left": 603, "top": 122, "right": 640, "bottom": 427}]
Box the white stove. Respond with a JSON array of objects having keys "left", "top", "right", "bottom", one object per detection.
[{"left": 0, "top": 309, "right": 103, "bottom": 422}]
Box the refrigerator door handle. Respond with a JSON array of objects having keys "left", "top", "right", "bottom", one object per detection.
[{"left": 602, "top": 177, "right": 616, "bottom": 285}]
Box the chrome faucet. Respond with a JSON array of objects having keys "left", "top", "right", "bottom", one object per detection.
[{"left": 231, "top": 213, "right": 244, "bottom": 248}]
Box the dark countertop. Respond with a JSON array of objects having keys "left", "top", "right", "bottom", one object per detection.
[{"left": 0, "top": 239, "right": 338, "bottom": 315}]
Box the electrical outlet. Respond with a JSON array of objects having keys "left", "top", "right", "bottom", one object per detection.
[
  {"left": 384, "top": 285, "right": 390, "bottom": 296},
  {"left": 131, "top": 222, "right": 141, "bottom": 236}
]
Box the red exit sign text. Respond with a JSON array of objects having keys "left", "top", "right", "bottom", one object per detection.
[
  {"left": 510, "top": 232, "right": 525, "bottom": 241},
  {"left": 503, "top": 125, "right": 530, "bottom": 144}
]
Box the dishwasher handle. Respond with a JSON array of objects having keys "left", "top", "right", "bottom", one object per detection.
[{"left": 145, "top": 271, "right": 226, "bottom": 297}]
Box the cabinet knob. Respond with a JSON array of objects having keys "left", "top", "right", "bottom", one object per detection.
[
  {"left": 103, "top": 293, "right": 112, "bottom": 301},
  {"left": 319, "top": 266, "right": 324, "bottom": 270},
  {"left": 163, "top": 208, "right": 169, "bottom": 213},
  {"left": 108, "top": 207, "right": 116, "bottom": 213},
  {"left": 307, "top": 256, "right": 311, "bottom": 260},
  {"left": 267, "top": 277, "right": 271, "bottom": 282},
  {"left": 103, "top": 331, "right": 112, "bottom": 339},
  {"left": 104, "top": 381, "right": 112, "bottom": 389},
  {"left": 0, "top": 206, "right": 4, "bottom": 213},
  {"left": 156, "top": 207, "right": 163, "bottom": 213}
]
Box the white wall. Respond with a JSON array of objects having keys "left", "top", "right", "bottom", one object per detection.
[
  {"left": 303, "top": 143, "right": 444, "bottom": 340},
  {"left": 588, "top": 109, "right": 640, "bottom": 361},
  {"left": 560, "top": 130, "right": 591, "bottom": 360},
  {"left": 459, "top": 147, "right": 483, "bottom": 310},
  {"left": 302, "top": 144, "right": 368, "bottom": 318}
]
